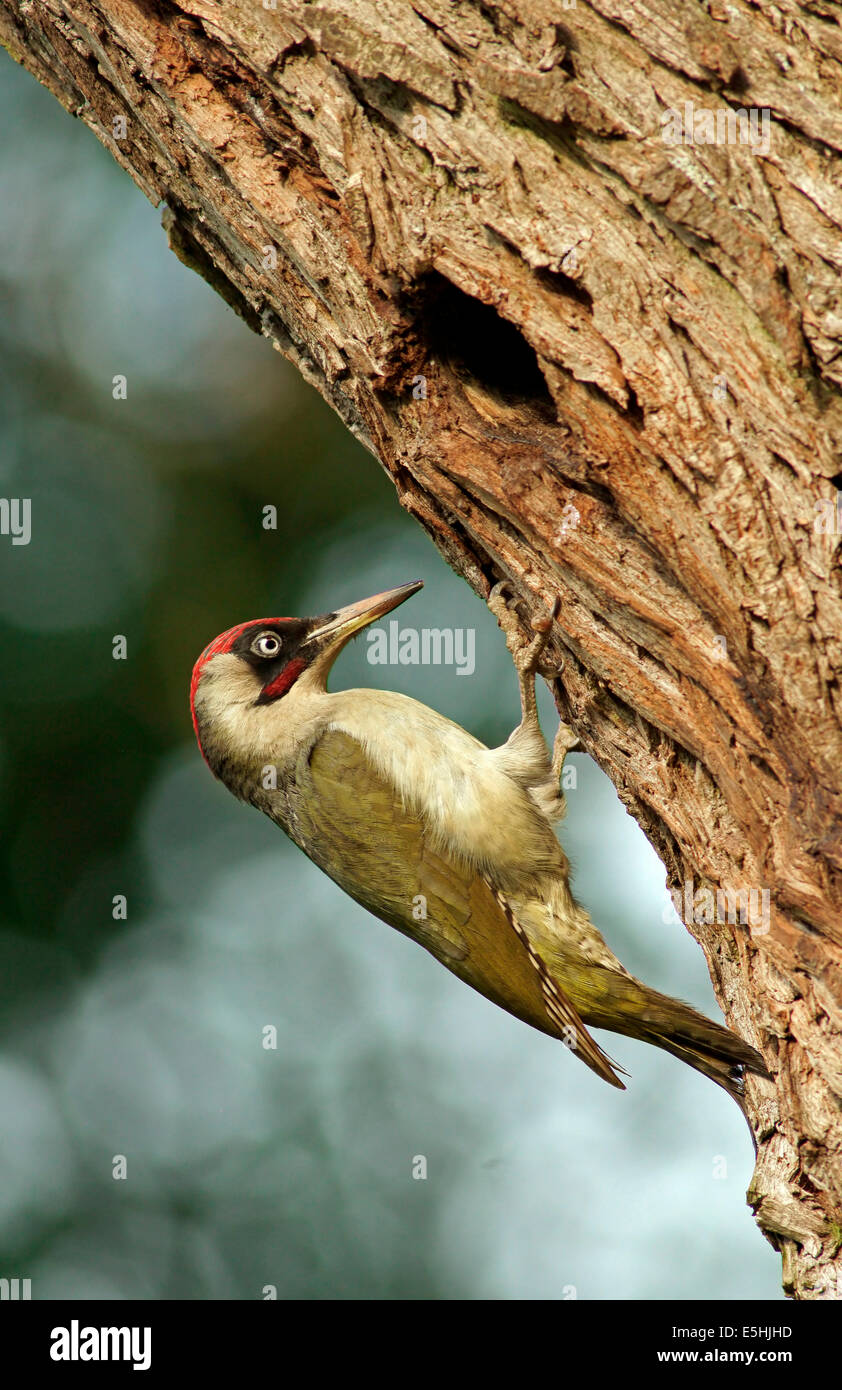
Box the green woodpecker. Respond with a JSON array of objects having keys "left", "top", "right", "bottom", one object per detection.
[{"left": 190, "top": 580, "right": 768, "bottom": 1119}]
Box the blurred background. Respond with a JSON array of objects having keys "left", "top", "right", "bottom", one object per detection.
[{"left": 0, "top": 54, "right": 781, "bottom": 1300}]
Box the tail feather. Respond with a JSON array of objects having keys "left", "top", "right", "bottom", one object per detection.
[
  {"left": 516, "top": 897, "right": 770, "bottom": 1137},
  {"left": 642, "top": 1025, "right": 766, "bottom": 1151},
  {"left": 608, "top": 978, "right": 768, "bottom": 1147},
  {"left": 641, "top": 1026, "right": 761, "bottom": 1101},
  {"left": 638, "top": 987, "right": 769, "bottom": 1087},
  {"left": 568, "top": 968, "right": 770, "bottom": 1131}
]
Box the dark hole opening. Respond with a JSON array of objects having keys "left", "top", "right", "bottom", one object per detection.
[{"left": 420, "top": 274, "right": 554, "bottom": 409}]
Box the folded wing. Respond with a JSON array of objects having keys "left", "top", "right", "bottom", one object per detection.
[{"left": 285, "top": 728, "right": 625, "bottom": 1088}]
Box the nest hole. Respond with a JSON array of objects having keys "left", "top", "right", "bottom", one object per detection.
[{"left": 420, "top": 274, "right": 555, "bottom": 411}]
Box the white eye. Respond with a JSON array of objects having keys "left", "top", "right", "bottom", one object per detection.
[{"left": 252, "top": 633, "right": 281, "bottom": 658}]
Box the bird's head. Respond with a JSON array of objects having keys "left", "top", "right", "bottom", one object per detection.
[{"left": 190, "top": 580, "right": 423, "bottom": 769}]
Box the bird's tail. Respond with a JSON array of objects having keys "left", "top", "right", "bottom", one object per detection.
[
  {"left": 512, "top": 890, "right": 769, "bottom": 1133},
  {"left": 641, "top": 995, "right": 770, "bottom": 1150},
  {"left": 581, "top": 971, "right": 770, "bottom": 1140},
  {"left": 640, "top": 1003, "right": 768, "bottom": 1102}
]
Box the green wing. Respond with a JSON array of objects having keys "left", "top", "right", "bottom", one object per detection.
[{"left": 285, "top": 728, "right": 624, "bottom": 1089}]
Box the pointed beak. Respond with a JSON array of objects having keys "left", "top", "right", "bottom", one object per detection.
[{"left": 305, "top": 580, "right": 423, "bottom": 656}]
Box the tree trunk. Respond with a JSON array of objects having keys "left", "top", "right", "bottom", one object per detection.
[{"left": 4, "top": 0, "right": 841, "bottom": 1298}]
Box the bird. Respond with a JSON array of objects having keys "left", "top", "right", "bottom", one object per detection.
[{"left": 190, "top": 578, "right": 769, "bottom": 1124}]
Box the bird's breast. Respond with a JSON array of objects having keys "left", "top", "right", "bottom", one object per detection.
[{"left": 287, "top": 688, "right": 566, "bottom": 886}]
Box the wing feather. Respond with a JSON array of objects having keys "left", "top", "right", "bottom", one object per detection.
[{"left": 284, "top": 729, "right": 625, "bottom": 1088}]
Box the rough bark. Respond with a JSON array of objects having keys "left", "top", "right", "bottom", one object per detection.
[{"left": 3, "top": 0, "right": 841, "bottom": 1298}]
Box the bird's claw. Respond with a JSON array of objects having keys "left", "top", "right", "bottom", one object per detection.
[
  {"left": 488, "top": 581, "right": 526, "bottom": 657},
  {"left": 552, "top": 720, "right": 581, "bottom": 782},
  {"left": 488, "top": 579, "right": 516, "bottom": 621},
  {"left": 529, "top": 595, "right": 561, "bottom": 636},
  {"left": 488, "top": 581, "right": 562, "bottom": 677}
]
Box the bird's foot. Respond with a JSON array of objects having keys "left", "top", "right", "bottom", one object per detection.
[
  {"left": 551, "top": 719, "right": 581, "bottom": 784},
  {"left": 488, "top": 581, "right": 561, "bottom": 678}
]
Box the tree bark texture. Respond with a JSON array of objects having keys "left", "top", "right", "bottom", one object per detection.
[{"left": 3, "top": 0, "right": 842, "bottom": 1298}]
